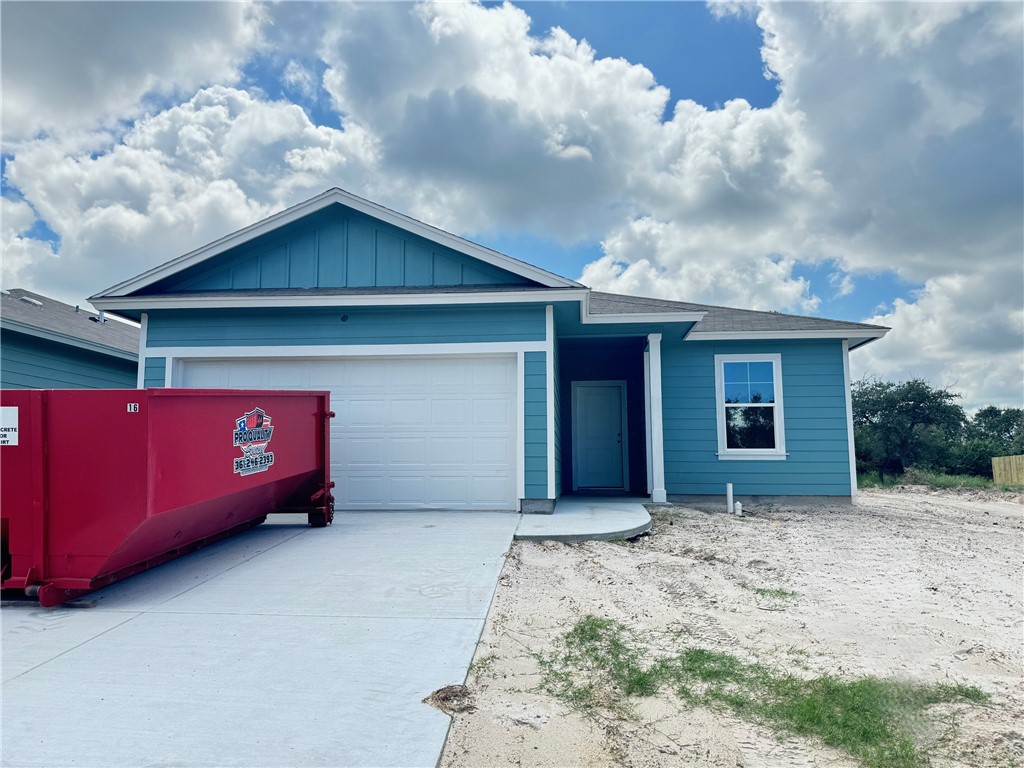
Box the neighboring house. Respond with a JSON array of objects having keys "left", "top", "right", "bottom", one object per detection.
[
  {"left": 90, "top": 188, "right": 888, "bottom": 511},
  {"left": 1, "top": 289, "right": 139, "bottom": 389}
]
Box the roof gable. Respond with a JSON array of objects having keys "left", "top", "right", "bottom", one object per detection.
[{"left": 95, "top": 189, "right": 580, "bottom": 300}]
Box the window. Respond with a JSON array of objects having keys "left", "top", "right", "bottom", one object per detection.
[{"left": 714, "top": 354, "right": 786, "bottom": 459}]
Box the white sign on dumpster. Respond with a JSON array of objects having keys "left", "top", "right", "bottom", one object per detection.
[{"left": 0, "top": 406, "right": 18, "bottom": 446}]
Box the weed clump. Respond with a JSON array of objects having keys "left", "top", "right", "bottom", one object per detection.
[{"left": 537, "top": 616, "right": 987, "bottom": 768}]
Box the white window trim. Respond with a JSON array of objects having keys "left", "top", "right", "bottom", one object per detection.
[{"left": 714, "top": 353, "right": 787, "bottom": 460}]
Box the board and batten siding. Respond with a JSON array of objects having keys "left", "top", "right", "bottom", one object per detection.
[
  {"left": 523, "top": 351, "right": 549, "bottom": 499},
  {"left": 143, "top": 207, "right": 530, "bottom": 294},
  {"left": 0, "top": 329, "right": 137, "bottom": 390},
  {"left": 661, "top": 338, "right": 853, "bottom": 496},
  {"left": 144, "top": 305, "right": 546, "bottom": 348}
]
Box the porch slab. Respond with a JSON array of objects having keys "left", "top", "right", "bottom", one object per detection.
[{"left": 514, "top": 497, "right": 652, "bottom": 543}]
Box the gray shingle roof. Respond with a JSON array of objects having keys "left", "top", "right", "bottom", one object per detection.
[
  {"left": 1, "top": 289, "right": 139, "bottom": 355},
  {"left": 589, "top": 291, "right": 889, "bottom": 334}
]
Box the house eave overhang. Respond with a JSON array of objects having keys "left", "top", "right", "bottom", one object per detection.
[
  {"left": 0, "top": 318, "right": 138, "bottom": 361},
  {"left": 91, "top": 288, "right": 592, "bottom": 315},
  {"left": 579, "top": 291, "right": 706, "bottom": 326},
  {"left": 91, "top": 189, "right": 582, "bottom": 300},
  {"left": 686, "top": 329, "right": 890, "bottom": 346}
]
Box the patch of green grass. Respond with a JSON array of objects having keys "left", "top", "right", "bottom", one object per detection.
[
  {"left": 468, "top": 652, "right": 499, "bottom": 677},
  {"left": 859, "top": 468, "right": 1022, "bottom": 491},
  {"left": 537, "top": 616, "right": 988, "bottom": 768}
]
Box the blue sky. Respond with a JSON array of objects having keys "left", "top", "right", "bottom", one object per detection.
[{"left": 1, "top": 1, "right": 1021, "bottom": 408}]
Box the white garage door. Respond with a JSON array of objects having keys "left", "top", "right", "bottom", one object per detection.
[{"left": 179, "top": 355, "right": 517, "bottom": 511}]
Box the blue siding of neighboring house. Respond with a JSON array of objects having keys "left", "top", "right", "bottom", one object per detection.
[
  {"left": 143, "top": 206, "right": 531, "bottom": 294},
  {"left": 661, "top": 338, "right": 852, "bottom": 496},
  {"left": 144, "top": 305, "right": 546, "bottom": 348},
  {"left": 524, "top": 351, "right": 548, "bottom": 499},
  {"left": 143, "top": 357, "right": 167, "bottom": 388},
  {"left": 0, "top": 329, "right": 136, "bottom": 389}
]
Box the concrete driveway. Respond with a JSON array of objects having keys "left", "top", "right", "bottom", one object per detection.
[{"left": 2, "top": 512, "right": 520, "bottom": 768}]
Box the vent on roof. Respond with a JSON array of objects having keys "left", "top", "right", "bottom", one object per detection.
[{"left": 19, "top": 296, "right": 43, "bottom": 308}]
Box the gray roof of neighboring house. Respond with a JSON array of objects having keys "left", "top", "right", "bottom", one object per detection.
[
  {"left": 589, "top": 291, "right": 889, "bottom": 334},
  {"left": 1, "top": 288, "right": 139, "bottom": 357}
]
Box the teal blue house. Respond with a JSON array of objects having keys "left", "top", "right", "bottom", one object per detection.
[
  {"left": 1, "top": 289, "right": 138, "bottom": 390},
  {"left": 91, "top": 189, "right": 887, "bottom": 511}
]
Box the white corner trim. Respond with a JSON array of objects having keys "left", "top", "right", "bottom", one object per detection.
[
  {"left": 545, "top": 305, "right": 556, "bottom": 500},
  {"left": 643, "top": 347, "right": 653, "bottom": 495},
  {"left": 92, "top": 288, "right": 590, "bottom": 313},
  {"left": 842, "top": 340, "right": 858, "bottom": 500},
  {"left": 164, "top": 358, "right": 174, "bottom": 388},
  {"left": 92, "top": 188, "right": 582, "bottom": 299},
  {"left": 136, "top": 313, "right": 148, "bottom": 389},
  {"left": 689, "top": 329, "right": 888, "bottom": 342},
  {"left": 713, "top": 353, "right": 787, "bottom": 459},
  {"left": 150, "top": 341, "right": 547, "bottom": 361},
  {"left": 647, "top": 333, "right": 667, "bottom": 503},
  {"left": 517, "top": 350, "right": 526, "bottom": 504}
]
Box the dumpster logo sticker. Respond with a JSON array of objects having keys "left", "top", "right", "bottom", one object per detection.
[{"left": 232, "top": 408, "right": 276, "bottom": 476}]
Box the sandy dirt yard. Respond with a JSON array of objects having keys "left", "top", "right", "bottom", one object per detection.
[{"left": 439, "top": 488, "right": 1023, "bottom": 768}]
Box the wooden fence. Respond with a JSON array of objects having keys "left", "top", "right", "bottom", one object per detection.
[{"left": 992, "top": 455, "right": 1024, "bottom": 486}]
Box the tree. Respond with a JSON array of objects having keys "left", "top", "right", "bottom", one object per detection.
[
  {"left": 967, "top": 406, "right": 1024, "bottom": 456},
  {"left": 852, "top": 378, "right": 966, "bottom": 480}
]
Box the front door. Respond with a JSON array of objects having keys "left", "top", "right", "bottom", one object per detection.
[{"left": 573, "top": 381, "right": 628, "bottom": 490}]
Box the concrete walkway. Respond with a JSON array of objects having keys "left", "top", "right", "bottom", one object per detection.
[
  {"left": 2, "top": 499, "right": 650, "bottom": 768},
  {"left": 2, "top": 512, "right": 519, "bottom": 768},
  {"left": 516, "top": 496, "right": 652, "bottom": 542}
]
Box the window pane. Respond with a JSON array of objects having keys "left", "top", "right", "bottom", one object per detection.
[
  {"left": 723, "top": 362, "right": 748, "bottom": 384},
  {"left": 748, "top": 382, "right": 775, "bottom": 403},
  {"left": 748, "top": 361, "right": 774, "bottom": 382},
  {"left": 725, "top": 406, "right": 776, "bottom": 449},
  {"left": 724, "top": 383, "right": 750, "bottom": 403}
]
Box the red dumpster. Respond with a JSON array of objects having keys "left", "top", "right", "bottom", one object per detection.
[{"left": 1, "top": 388, "right": 334, "bottom": 607}]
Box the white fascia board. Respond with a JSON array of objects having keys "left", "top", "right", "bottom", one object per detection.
[
  {"left": 688, "top": 329, "right": 889, "bottom": 342},
  {"left": 91, "top": 288, "right": 590, "bottom": 313},
  {"left": 0, "top": 318, "right": 138, "bottom": 361},
  {"left": 93, "top": 189, "right": 581, "bottom": 299}
]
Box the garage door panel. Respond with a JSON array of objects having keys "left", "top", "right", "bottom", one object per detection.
[
  {"left": 181, "top": 355, "right": 517, "bottom": 510},
  {"left": 473, "top": 398, "right": 510, "bottom": 425},
  {"left": 431, "top": 399, "right": 468, "bottom": 426},
  {"left": 344, "top": 438, "right": 385, "bottom": 467},
  {"left": 389, "top": 438, "right": 427, "bottom": 466},
  {"left": 390, "top": 399, "right": 428, "bottom": 425}
]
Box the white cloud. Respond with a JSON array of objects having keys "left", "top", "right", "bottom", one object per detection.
[
  {"left": 1, "top": 2, "right": 265, "bottom": 142},
  {"left": 853, "top": 267, "right": 1024, "bottom": 411},
  {"left": 0, "top": 198, "right": 57, "bottom": 291},
  {"left": 3, "top": 87, "right": 377, "bottom": 303}
]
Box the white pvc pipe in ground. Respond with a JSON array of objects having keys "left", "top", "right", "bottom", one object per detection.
[
  {"left": 734, "top": 502, "right": 743, "bottom": 517},
  {"left": 726, "top": 483, "right": 734, "bottom": 514}
]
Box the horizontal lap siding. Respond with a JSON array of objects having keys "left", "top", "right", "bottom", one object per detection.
[
  {"left": 524, "top": 351, "right": 548, "bottom": 499},
  {"left": 145, "top": 305, "right": 546, "bottom": 347},
  {"left": 662, "top": 339, "right": 852, "bottom": 496},
  {"left": 143, "top": 358, "right": 167, "bottom": 388},
  {"left": 0, "top": 330, "right": 136, "bottom": 389}
]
